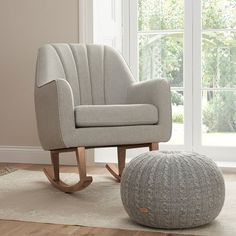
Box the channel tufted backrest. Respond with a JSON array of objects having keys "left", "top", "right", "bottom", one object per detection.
[{"left": 36, "top": 44, "right": 135, "bottom": 105}]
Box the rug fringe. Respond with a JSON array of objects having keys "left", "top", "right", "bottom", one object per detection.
[{"left": 0, "top": 167, "right": 17, "bottom": 176}]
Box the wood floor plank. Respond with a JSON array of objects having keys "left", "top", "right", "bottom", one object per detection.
[{"left": 0, "top": 221, "right": 195, "bottom": 236}]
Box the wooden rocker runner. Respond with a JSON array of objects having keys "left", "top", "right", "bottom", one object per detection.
[
  {"left": 105, "top": 143, "right": 159, "bottom": 182},
  {"left": 43, "top": 143, "right": 159, "bottom": 193},
  {"left": 43, "top": 147, "right": 93, "bottom": 193}
]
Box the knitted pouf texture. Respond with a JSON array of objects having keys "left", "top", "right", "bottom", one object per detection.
[{"left": 120, "top": 151, "right": 225, "bottom": 229}]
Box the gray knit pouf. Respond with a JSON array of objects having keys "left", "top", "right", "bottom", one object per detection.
[{"left": 120, "top": 151, "right": 225, "bottom": 229}]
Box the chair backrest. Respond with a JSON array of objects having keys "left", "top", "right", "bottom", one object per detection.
[{"left": 35, "top": 44, "right": 135, "bottom": 105}]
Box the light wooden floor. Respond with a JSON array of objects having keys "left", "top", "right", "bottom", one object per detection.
[{"left": 0, "top": 163, "right": 194, "bottom": 236}]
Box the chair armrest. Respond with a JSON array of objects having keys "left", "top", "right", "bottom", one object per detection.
[
  {"left": 35, "top": 79, "right": 76, "bottom": 150},
  {"left": 126, "top": 79, "right": 172, "bottom": 141}
]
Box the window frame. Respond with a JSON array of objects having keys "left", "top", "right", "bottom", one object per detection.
[{"left": 79, "top": 0, "right": 236, "bottom": 163}]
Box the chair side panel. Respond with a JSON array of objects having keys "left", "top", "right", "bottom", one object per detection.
[
  {"left": 35, "top": 44, "right": 66, "bottom": 87},
  {"left": 50, "top": 44, "right": 81, "bottom": 106}
]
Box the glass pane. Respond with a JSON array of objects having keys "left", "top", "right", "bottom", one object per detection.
[
  {"left": 138, "top": 0, "right": 184, "bottom": 31},
  {"left": 202, "top": 0, "right": 236, "bottom": 29},
  {"left": 202, "top": 32, "right": 236, "bottom": 88},
  {"left": 202, "top": 90, "right": 236, "bottom": 146},
  {"left": 138, "top": 33, "right": 183, "bottom": 87},
  {"left": 170, "top": 90, "right": 184, "bottom": 144}
]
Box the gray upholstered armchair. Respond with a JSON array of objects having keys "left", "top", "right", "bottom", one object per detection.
[{"left": 35, "top": 44, "right": 172, "bottom": 193}]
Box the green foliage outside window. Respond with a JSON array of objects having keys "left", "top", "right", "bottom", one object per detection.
[{"left": 138, "top": 0, "right": 236, "bottom": 132}]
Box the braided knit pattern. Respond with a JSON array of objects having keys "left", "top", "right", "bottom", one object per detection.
[{"left": 120, "top": 151, "right": 225, "bottom": 229}]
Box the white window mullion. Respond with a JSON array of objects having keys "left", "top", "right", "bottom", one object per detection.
[
  {"left": 122, "top": 0, "right": 131, "bottom": 65},
  {"left": 93, "top": 0, "right": 122, "bottom": 51},
  {"left": 184, "top": 0, "right": 194, "bottom": 151},
  {"left": 129, "top": 0, "right": 138, "bottom": 80},
  {"left": 79, "top": 0, "right": 94, "bottom": 43},
  {"left": 192, "top": 0, "right": 202, "bottom": 152}
]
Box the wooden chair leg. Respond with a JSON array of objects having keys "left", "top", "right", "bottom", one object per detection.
[
  {"left": 106, "top": 143, "right": 159, "bottom": 182},
  {"left": 43, "top": 147, "right": 93, "bottom": 193},
  {"left": 51, "top": 152, "right": 59, "bottom": 181},
  {"left": 105, "top": 146, "right": 126, "bottom": 183},
  {"left": 118, "top": 146, "right": 126, "bottom": 177},
  {"left": 149, "top": 143, "right": 159, "bottom": 151}
]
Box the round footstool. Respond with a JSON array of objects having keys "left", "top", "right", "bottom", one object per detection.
[{"left": 120, "top": 151, "right": 225, "bottom": 229}]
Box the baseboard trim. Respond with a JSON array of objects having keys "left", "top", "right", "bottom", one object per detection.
[
  {"left": 0, "top": 146, "right": 235, "bottom": 172},
  {"left": 95, "top": 147, "right": 236, "bottom": 173},
  {"left": 0, "top": 146, "right": 94, "bottom": 165},
  {"left": 216, "top": 162, "right": 236, "bottom": 173}
]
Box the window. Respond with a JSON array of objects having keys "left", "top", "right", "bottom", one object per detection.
[
  {"left": 82, "top": 0, "right": 236, "bottom": 162},
  {"left": 126, "top": 0, "right": 236, "bottom": 161},
  {"left": 137, "top": 0, "right": 184, "bottom": 145},
  {"left": 201, "top": 0, "right": 236, "bottom": 147}
]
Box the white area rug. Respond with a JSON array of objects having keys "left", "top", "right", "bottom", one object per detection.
[{"left": 0, "top": 170, "right": 236, "bottom": 236}]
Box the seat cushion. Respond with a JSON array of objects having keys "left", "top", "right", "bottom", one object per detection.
[{"left": 75, "top": 104, "right": 158, "bottom": 127}]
